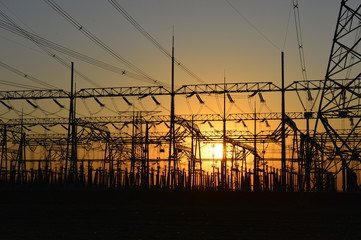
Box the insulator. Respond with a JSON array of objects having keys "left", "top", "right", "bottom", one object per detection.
[
  {"left": 23, "top": 126, "right": 31, "bottom": 131},
  {"left": 242, "top": 120, "right": 247, "bottom": 128},
  {"left": 265, "top": 120, "right": 270, "bottom": 127},
  {"left": 350, "top": 117, "right": 354, "bottom": 126},
  {"left": 248, "top": 91, "right": 258, "bottom": 98},
  {"left": 258, "top": 92, "right": 265, "bottom": 102},
  {"left": 151, "top": 96, "right": 161, "bottom": 105},
  {"left": 227, "top": 93, "right": 235, "bottom": 103},
  {"left": 196, "top": 94, "right": 204, "bottom": 104},
  {"left": 52, "top": 99, "right": 65, "bottom": 108},
  {"left": 41, "top": 124, "right": 50, "bottom": 131},
  {"left": 94, "top": 97, "right": 105, "bottom": 107},
  {"left": 186, "top": 93, "right": 195, "bottom": 98},
  {"left": 26, "top": 99, "right": 38, "bottom": 108},
  {"left": 0, "top": 101, "right": 12, "bottom": 109},
  {"left": 60, "top": 124, "right": 68, "bottom": 130},
  {"left": 307, "top": 90, "right": 313, "bottom": 101},
  {"left": 122, "top": 97, "right": 132, "bottom": 106}
]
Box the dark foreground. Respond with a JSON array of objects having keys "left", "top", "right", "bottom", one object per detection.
[{"left": 0, "top": 187, "right": 360, "bottom": 240}]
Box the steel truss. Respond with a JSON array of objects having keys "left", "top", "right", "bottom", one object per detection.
[
  {"left": 316, "top": 0, "right": 361, "bottom": 191},
  {"left": 0, "top": 1, "right": 360, "bottom": 192},
  {"left": 1, "top": 79, "right": 357, "bottom": 101}
]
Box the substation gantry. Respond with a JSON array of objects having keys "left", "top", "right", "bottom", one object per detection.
[
  {"left": 1, "top": 76, "right": 360, "bottom": 191},
  {"left": 0, "top": 0, "right": 360, "bottom": 192}
]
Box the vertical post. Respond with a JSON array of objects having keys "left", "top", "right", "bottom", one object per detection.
[
  {"left": 71, "top": 74, "right": 77, "bottom": 180},
  {"left": 305, "top": 116, "right": 311, "bottom": 192},
  {"left": 281, "top": 52, "right": 287, "bottom": 191},
  {"left": 167, "top": 31, "right": 177, "bottom": 186},
  {"left": 17, "top": 113, "right": 26, "bottom": 183},
  {"left": 222, "top": 73, "right": 227, "bottom": 189},
  {"left": 253, "top": 101, "right": 258, "bottom": 191},
  {"left": 0, "top": 125, "right": 7, "bottom": 178},
  {"left": 191, "top": 115, "right": 195, "bottom": 188},
  {"left": 131, "top": 109, "right": 136, "bottom": 182},
  {"left": 66, "top": 62, "right": 77, "bottom": 181},
  {"left": 144, "top": 121, "right": 150, "bottom": 186},
  {"left": 172, "top": 31, "right": 177, "bottom": 180},
  {"left": 168, "top": 30, "right": 176, "bottom": 188}
]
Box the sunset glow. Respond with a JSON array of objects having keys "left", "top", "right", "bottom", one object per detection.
[
  {"left": 0, "top": 0, "right": 359, "bottom": 193},
  {"left": 0, "top": 1, "right": 360, "bottom": 239},
  {"left": 212, "top": 143, "right": 224, "bottom": 160}
]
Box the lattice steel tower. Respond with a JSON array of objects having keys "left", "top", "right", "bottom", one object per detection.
[{"left": 315, "top": 0, "right": 361, "bottom": 192}]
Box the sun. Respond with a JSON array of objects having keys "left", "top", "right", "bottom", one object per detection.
[{"left": 212, "top": 143, "right": 224, "bottom": 159}]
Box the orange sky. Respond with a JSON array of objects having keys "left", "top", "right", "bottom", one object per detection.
[{"left": 0, "top": 0, "right": 354, "bottom": 167}]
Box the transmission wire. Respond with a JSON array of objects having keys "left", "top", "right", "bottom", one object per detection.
[
  {"left": 0, "top": 79, "right": 40, "bottom": 90},
  {"left": 108, "top": 0, "right": 206, "bottom": 84},
  {"left": 44, "top": 0, "right": 165, "bottom": 86},
  {"left": 224, "top": 0, "right": 282, "bottom": 51},
  {"left": 0, "top": 60, "right": 58, "bottom": 89}
]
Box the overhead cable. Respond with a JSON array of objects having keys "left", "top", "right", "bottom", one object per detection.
[
  {"left": 0, "top": 19, "right": 156, "bottom": 85},
  {"left": 44, "top": 0, "right": 164, "bottom": 86},
  {"left": 0, "top": 60, "right": 58, "bottom": 89},
  {"left": 108, "top": 0, "right": 206, "bottom": 84},
  {"left": 224, "top": 0, "right": 281, "bottom": 51},
  {"left": 0, "top": 9, "right": 100, "bottom": 87}
]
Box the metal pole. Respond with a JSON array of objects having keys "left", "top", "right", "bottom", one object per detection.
[
  {"left": 65, "top": 62, "right": 74, "bottom": 180},
  {"left": 222, "top": 73, "right": 227, "bottom": 189},
  {"left": 305, "top": 116, "right": 311, "bottom": 192},
  {"left": 145, "top": 121, "right": 150, "bottom": 186},
  {"left": 71, "top": 77, "right": 77, "bottom": 180},
  {"left": 0, "top": 125, "right": 7, "bottom": 178},
  {"left": 168, "top": 30, "right": 176, "bottom": 187},
  {"left": 254, "top": 101, "right": 258, "bottom": 191},
  {"left": 281, "top": 52, "right": 287, "bottom": 191}
]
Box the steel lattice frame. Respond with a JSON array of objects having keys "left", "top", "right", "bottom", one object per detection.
[{"left": 315, "top": 0, "right": 361, "bottom": 191}]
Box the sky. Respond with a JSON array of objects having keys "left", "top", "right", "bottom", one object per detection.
[
  {"left": 0, "top": 0, "right": 350, "bottom": 119},
  {"left": 0, "top": 0, "right": 359, "bottom": 179}
]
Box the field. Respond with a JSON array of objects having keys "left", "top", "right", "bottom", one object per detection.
[{"left": 0, "top": 186, "right": 360, "bottom": 239}]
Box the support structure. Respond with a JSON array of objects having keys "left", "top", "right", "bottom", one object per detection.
[{"left": 315, "top": 0, "right": 361, "bottom": 192}]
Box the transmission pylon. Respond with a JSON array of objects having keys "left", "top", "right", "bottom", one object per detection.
[{"left": 315, "top": 0, "right": 361, "bottom": 192}]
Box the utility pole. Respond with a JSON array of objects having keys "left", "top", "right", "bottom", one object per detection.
[
  {"left": 66, "top": 62, "right": 77, "bottom": 182},
  {"left": 168, "top": 30, "right": 176, "bottom": 188},
  {"left": 222, "top": 73, "right": 227, "bottom": 190},
  {"left": 281, "top": 52, "right": 287, "bottom": 191},
  {"left": 253, "top": 101, "right": 258, "bottom": 191},
  {"left": 0, "top": 125, "right": 7, "bottom": 178}
]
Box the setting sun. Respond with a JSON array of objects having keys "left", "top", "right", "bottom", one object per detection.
[{"left": 212, "top": 144, "right": 224, "bottom": 159}]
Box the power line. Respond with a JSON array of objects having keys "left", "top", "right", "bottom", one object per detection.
[
  {"left": 224, "top": 0, "right": 281, "bottom": 51},
  {"left": 0, "top": 8, "right": 100, "bottom": 88},
  {"left": 44, "top": 0, "right": 165, "bottom": 86},
  {"left": 292, "top": 0, "right": 316, "bottom": 112},
  {"left": 282, "top": 2, "right": 293, "bottom": 51},
  {"left": 0, "top": 19, "right": 158, "bottom": 85},
  {"left": 0, "top": 79, "right": 40, "bottom": 90},
  {"left": 0, "top": 60, "right": 59, "bottom": 89},
  {"left": 108, "top": 0, "right": 206, "bottom": 84},
  {"left": 293, "top": 0, "right": 308, "bottom": 81}
]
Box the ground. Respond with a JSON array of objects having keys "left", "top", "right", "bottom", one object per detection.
[{"left": 0, "top": 186, "right": 360, "bottom": 239}]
